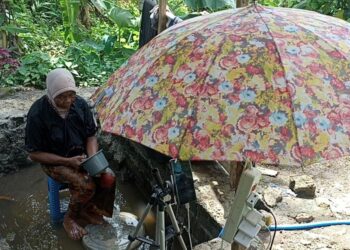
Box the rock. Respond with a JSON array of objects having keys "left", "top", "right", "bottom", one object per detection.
[
  {"left": 289, "top": 175, "right": 316, "bottom": 198},
  {"left": 315, "top": 197, "right": 330, "bottom": 208},
  {"left": 263, "top": 186, "right": 282, "bottom": 207},
  {"left": 300, "top": 239, "right": 312, "bottom": 246},
  {"left": 294, "top": 213, "right": 314, "bottom": 223}
]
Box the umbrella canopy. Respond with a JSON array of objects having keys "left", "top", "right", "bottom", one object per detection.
[{"left": 92, "top": 4, "right": 350, "bottom": 166}]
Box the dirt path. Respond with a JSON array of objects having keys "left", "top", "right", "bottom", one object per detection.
[{"left": 192, "top": 158, "right": 350, "bottom": 250}]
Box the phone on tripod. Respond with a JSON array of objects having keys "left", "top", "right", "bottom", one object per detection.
[{"left": 170, "top": 161, "right": 197, "bottom": 205}]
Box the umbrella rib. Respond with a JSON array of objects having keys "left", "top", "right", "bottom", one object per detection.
[
  {"left": 255, "top": 6, "right": 304, "bottom": 166},
  {"left": 268, "top": 9, "right": 350, "bottom": 62},
  {"left": 176, "top": 34, "right": 229, "bottom": 160},
  {"left": 273, "top": 6, "right": 350, "bottom": 36}
]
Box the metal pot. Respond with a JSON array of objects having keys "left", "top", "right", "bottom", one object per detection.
[{"left": 81, "top": 150, "right": 109, "bottom": 176}]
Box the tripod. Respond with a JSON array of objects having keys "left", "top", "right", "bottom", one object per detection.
[{"left": 126, "top": 168, "right": 187, "bottom": 250}]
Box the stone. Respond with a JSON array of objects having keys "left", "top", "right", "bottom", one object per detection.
[
  {"left": 289, "top": 175, "right": 316, "bottom": 198},
  {"left": 300, "top": 239, "right": 312, "bottom": 246},
  {"left": 315, "top": 197, "right": 330, "bottom": 208},
  {"left": 263, "top": 186, "right": 282, "bottom": 207},
  {"left": 294, "top": 213, "right": 314, "bottom": 223}
]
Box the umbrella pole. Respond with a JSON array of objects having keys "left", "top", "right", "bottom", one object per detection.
[
  {"left": 236, "top": 0, "right": 249, "bottom": 7},
  {"left": 230, "top": 162, "right": 244, "bottom": 250},
  {"left": 231, "top": 243, "right": 244, "bottom": 250},
  {"left": 227, "top": 161, "right": 244, "bottom": 191},
  {"left": 158, "top": 0, "right": 167, "bottom": 33}
]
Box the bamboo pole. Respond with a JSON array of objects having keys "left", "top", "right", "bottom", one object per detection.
[
  {"left": 157, "top": 0, "right": 167, "bottom": 34},
  {"left": 236, "top": 0, "right": 250, "bottom": 7},
  {"left": 231, "top": 161, "right": 245, "bottom": 250}
]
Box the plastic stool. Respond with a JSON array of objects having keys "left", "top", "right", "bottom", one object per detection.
[{"left": 47, "top": 177, "right": 68, "bottom": 224}]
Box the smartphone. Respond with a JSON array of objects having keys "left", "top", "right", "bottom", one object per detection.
[{"left": 170, "top": 161, "right": 197, "bottom": 205}]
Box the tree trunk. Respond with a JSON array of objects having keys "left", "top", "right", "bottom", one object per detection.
[
  {"left": 236, "top": 0, "right": 250, "bottom": 7},
  {"left": 80, "top": 4, "right": 91, "bottom": 29},
  {"left": 0, "top": 0, "right": 8, "bottom": 48},
  {"left": 230, "top": 161, "right": 245, "bottom": 250},
  {"left": 157, "top": 0, "right": 167, "bottom": 34}
]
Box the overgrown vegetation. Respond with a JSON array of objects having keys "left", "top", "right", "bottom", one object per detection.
[
  {"left": 0, "top": 0, "right": 349, "bottom": 89},
  {"left": 261, "top": 0, "right": 350, "bottom": 20}
]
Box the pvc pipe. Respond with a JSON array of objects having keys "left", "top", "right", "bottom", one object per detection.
[{"left": 268, "top": 220, "right": 350, "bottom": 231}]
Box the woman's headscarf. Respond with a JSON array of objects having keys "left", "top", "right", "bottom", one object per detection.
[{"left": 46, "top": 68, "right": 77, "bottom": 118}]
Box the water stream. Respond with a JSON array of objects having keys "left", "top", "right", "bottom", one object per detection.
[{"left": 0, "top": 164, "right": 154, "bottom": 249}]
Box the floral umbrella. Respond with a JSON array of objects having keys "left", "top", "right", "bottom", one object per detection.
[{"left": 92, "top": 4, "right": 350, "bottom": 166}]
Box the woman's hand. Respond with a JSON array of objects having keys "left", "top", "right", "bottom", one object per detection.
[{"left": 66, "top": 155, "right": 86, "bottom": 169}]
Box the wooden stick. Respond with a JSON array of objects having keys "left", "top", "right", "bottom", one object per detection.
[
  {"left": 230, "top": 162, "right": 244, "bottom": 250},
  {"left": 236, "top": 0, "right": 249, "bottom": 7},
  {"left": 157, "top": 0, "right": 167, "bottom": 34}
]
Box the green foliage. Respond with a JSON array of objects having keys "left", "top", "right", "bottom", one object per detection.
[
  {"left": 59, "top": 0, "right": 82, "bottom": 42},
  {"left": 259, "top": 0, "right": 350, "bottom": 20},
  {"left": 90, "top": 0, "right": 138, "bottom": 28},
  {"left": 259, "top": 0, "right": 280, "bottom": 6},
  {"left": 184, "top": 0, "right": 235, "bottom": 11},
  {"left": 60, "top": 38, "right": 134, "bottom": 86},
  {"left": 3, "top": 0, "right": 350, "bottom": 90},
  {"left": 108, "top": 6, "right": 137, "bottom": 27},
  {"left": 0, "top": 25, "right": 29, "bottom": 34},
  {"left": 5, "top": 51, "right": 52, "bottom": 88},
  {"left": 168, "top": 0, "right": 191, "bottom": 16},
  {"left": 1, "top": 0, "right": 139, "bottom": 88},
  {"left": 0, "top": 48, "right": 20, "bottom": 84},
  {"left": 29, "top": 0, "right": 62, "bottom": 24}
]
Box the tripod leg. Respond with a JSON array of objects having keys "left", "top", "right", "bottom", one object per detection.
[
  {"left": 165, "top": 205, "right": 187, "bottom": 250},
  {"left": 126, "top": 203, "right": 153, "bottom": 250},
  {"left": 158, "top": 209, "right": 166, "bottom": 250},
  {"left": 155, "top": 206, "right": 160, "bottom": 245}
]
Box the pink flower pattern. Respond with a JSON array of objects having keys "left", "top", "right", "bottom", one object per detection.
[{"left": 92, "top": 5, "right": 350, "bottom": 166}]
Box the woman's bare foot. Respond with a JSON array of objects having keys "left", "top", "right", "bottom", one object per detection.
[
  {"left": 87, "top": 203, "right": 110, "bottom": 217},
  {"left": 63, "top": 216, "right": 87, "bottom": 240},
  {"left": 79, "top": 209, "right": 104, "bottom": 225}
]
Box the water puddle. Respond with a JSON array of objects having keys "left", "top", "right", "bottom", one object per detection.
[{"left": 0, "top": 165, "right": 153, "bottom": 249}]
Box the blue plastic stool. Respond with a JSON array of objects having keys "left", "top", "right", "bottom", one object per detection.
[{"left": 47, "top": 177, "right": 68, "bottom": 224}]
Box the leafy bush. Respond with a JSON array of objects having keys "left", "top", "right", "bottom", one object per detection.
[
  {"left": 0, "top": 48, "right": 20, "bottom": 85},
  {"left": 60, "top": 38, "right": 136, "bottom": 86},
  {"left": 260, "top": 0, "right": 350, "bottom": 21},
  {"left": 5, "top": 51, "right": 52, "bottom": 88}
]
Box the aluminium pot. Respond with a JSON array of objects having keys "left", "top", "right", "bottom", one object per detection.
[{"left": 81, "top": 150, "right": 109, "bottom": 176}]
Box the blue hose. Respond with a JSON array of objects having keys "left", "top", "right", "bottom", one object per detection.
[
  {"left": 219, "top": 220, "right": 350, "bottom": 237},
  {"left": 268, "top": 220, "right": 350, "bottom": 231}
]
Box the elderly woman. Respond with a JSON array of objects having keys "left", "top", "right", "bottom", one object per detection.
[{"left": 25, "top": 68, "right": 116, "bottom": 240}]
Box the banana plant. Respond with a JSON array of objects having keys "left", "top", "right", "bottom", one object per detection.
[
  {"left": 0, "top": 2, "right": 29, "bottom": 48},
  {"left": 90, "top": 0, "right": 137, "bottom": 46},
  {"left": 59, "top": 0, "right": 82, "bottom": 42},
  {"left": 90, "top": 0, "right": 137, "bottom": 27}
]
